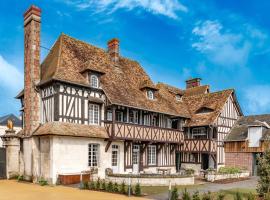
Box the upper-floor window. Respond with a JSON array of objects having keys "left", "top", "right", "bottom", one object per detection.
[
  {"left": 116, "top": 111, "right": 124, "bottom": 122},
  {"left": 90, "top": 75, "right": 99, "bottom": 88},
  {"left": 88, "top": 143, "right": 99, "bottom": 167},
  {"left": 129, "top": 110, "right": 138, "bottom": 124},
  {"left": 89, "top": 103, "right": 99, "bottom": 125},
  {"left": 147, "top": 90, "right": 154, "bottom": 100},
  {"left": 107, "top": 110, "right": 112, "bottom": 121},
  {"left": 191, "top": 127, "right": 207, "bottom": 139}
]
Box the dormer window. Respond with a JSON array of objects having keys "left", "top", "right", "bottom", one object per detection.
[
  {"left": 90, "top": 74, "right": 99, "bottom": 88},
  {"left": 176, "top": 94, "right": 182, "bottom": 101},
  {"left": 147, "top": 90, "right": 154, "bottom": 100}
]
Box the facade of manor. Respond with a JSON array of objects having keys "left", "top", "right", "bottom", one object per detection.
[{"left": 1, "top": 5, "right": 243, "bottom": 184}]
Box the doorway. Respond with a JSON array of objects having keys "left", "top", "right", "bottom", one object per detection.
[
  {"left": 201, "top": 153, "right": 209, "bottom": 170},
  {"left": 252, "top": 153, "right": 261, "bottom": 176},
  {"left": 175, "top": 151, "right": 181, "bottom": 172},
  {"left": 0, "top": 148, "right": 6, "bottom": 179},
  {"left": 132, "top": 145, "right": 140, "bottom": 174}
]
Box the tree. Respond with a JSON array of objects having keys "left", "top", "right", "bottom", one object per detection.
[
  {"left": 257, "top": 149, "right": 270, "bottom": 196},
  {"left": 135, "top": 183, "right": 142, "bottom": 196}
]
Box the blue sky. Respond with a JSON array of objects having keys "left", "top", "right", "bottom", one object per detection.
[{"left": 0, "top": 0, "right": 270, "bottom": 117}]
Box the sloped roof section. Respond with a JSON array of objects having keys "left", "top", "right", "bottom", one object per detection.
[
  {"left": 39, "top": 34, "right": 190, "bottom": 118},
  {"left": 0, "top": 114, "right": 22, "bottom": 127},
  {"left": 225, "top": 114, "right": 270, "bottom": 142},
  {"left": 183, "top": 89, "right": 234, "bottom": 127},
  {"left": 32, "top": 122, "right": 109, "bottom": 139}
]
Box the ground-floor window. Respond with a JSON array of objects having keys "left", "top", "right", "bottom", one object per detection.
[
  {"left": 111, "top": 145, "right": 119, "bottom": 167},
  {"left": 147, "top": 145, "right": 157, "bottom": 165},
  {"left": 88, "top": 144, "right": 99, "bottom": 167},
  {"left": 190, "top": 153, "right": 199, "bottom": 163}
]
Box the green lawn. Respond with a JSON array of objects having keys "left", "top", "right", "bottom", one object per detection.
[{"left": 213, "top": 188, "right": 257, "bottom": 200}]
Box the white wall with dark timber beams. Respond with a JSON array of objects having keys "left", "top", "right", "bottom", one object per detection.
[{"left": 216, "top": 95, "right": 241, "bottom": 167}]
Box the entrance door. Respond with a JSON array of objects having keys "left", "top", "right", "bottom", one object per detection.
[
  {"left": 175, "top": 151, "right": 181, "bottom": 172},
  {"left": 111, "top": 145, "right": 119, "bottom": 173},
  {"left": 252, "top": 153, "right": 261, "bottom": 176},
  {"left": 201, "top": 153, "right": 209, "bottom": 170},
  {"left": 132, "top": 145, "right": 140, "bottom": 174},
  {"left": 0, "top": 148, "right": 6, "bottom": 179}
]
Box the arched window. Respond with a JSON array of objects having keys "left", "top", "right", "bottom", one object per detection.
[
  {"left": 147, "top": 90, "right": 154, "bottom": 100},
  {"left": 90, "top": 75, "right": 99, "bottom": 88}
]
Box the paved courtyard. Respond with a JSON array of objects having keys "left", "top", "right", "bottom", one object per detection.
[
  {"left": 0, "top": 180, "right": 148, "bottom": 200},
  {"left": 148, "top": 177, "right": 258, "bottom": 200}
]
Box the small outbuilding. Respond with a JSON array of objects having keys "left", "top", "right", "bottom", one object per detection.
[{"left": 224, "top": 114, "right": 270, "bottom": 176}]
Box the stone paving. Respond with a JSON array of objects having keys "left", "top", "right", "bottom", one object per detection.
[{"left": 147, "top": 176, "right": 258, "bottom": 200}]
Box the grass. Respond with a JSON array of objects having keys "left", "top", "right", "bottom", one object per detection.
[
  {"left": 141, "top": 185, "right": 256, "bottom": 199},
  {"left": 141, "top": 184, "right": 202, "bottom": 195}
]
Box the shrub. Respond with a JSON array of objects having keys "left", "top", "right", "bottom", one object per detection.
[
  {"left": 38, "top": 178, "right": 48, "bottom": 186},
  {"left": 101, "top": 180, "right": 106, "bottom": 190},
  {"left": 218, "top": 167, "right": 241, "bottom": 174},
  {"left": 185, "top": 168, "right": 195, "bottom": 175},
  {"left": 134, "top": 183, "right": 142, "bottom": 196},
  {"left": 89, "top": 181, "right": 96, "bottom": 190},
  {"left": 202, "top": 191, "right": 212, "bottom": 200},
  {"left": 107, "top": 181, "right": 113, "bottom": 192},
  {"left": 82, "top": 181, "right": 89, "bottom": 189},
  {"left": 247, "top": 192, "right": 255, "bottom": 200},
  {"left": 257, "top": 150, "right": 270, "bottom": 196},
  {"left": 120, "top": 181, "right": 126, "bottom": 194},
  {"left": 96, "top": 178, "right": 101, "bottom": 190},
  {"left": 17, "top": 175, "right": 24, "bottom": 182},
  {"left": 217, "top": 193, "right": 225, "bottom": 200},
  {"left": 170, "top": 187, "right": 179, "bottom": 200},
  {"left": 182, "top": 188, "right": 191, "bottom": 200},
  {"left": 192, "top": 190, "right": 200, "bottom": 200},
  {"left": 234, "top": 191, "right": 243, "bottom": 200},
  {"left": 113, "top": 182, "right": 119, "bottom": 193}
]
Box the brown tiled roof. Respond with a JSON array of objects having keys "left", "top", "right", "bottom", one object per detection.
[
  {"left": 32, "top": 122, "right": 108, "bottom": 138},
  {"left": 225, "top": 115, "right": 270, "bottom": 141},
  {"left": 184, "top": 85, "right": 210, "bottom": 97},
  {"left": 40, "top": 34, "right": 190, "bottom": 118},
  {"left": 183, "top": 89, "right": 234, "bottom": 127}
]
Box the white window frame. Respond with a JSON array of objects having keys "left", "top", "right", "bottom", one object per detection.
[
  {"left": 107, "top": 110, "right": 112, "bottom": 121},
  {"left": 147, "top": 145, "right": 157, "bottom": 165},
  {"left": 147, "top": 90, "right": 154, "bottom": 100},
  {"left": 90, "top": 74, "right": 99, "bottom": 88},
  {"left": 88, "top": 143, "right": 99, "bottom": 167},
  {"left": 111, "top": 145, "right": 119, "bottom": 167},
  {"left": 176, "top": 94, "right": 182, "bottom": 101},
  {"left": 89, "top": 103, "right": 100, "bottom": 125}
]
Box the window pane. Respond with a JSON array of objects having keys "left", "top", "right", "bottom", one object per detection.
[
  {"left": 88, "top": 144, "right": 99, "bottom": 167},
  {"left": 90, "top": 75, "right": 98, "bottom": 88}
]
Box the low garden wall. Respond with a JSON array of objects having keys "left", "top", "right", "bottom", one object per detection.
[
  {"left": 205, "top": 167, "right": 250, "bottom": 182},
  {"left": 105, "top": 174, "right": 194, "bottom": 186}
]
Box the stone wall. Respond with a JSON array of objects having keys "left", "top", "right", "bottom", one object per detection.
[
  {"left": 225, "top": 152, "right": 253, "bottom": 172},
  {"left": 106, "top": 175, "right": 194, "bottom": 186}
]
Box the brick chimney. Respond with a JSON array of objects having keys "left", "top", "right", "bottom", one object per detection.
[
  {"left": 107, "top": 38, "right": 119, "bottom": 62},
  {"left": 186, "top": 78, "right": 201, "bottom": 89},
  {"left": 23, "top": 5, "right": 41, "bottom": 135}
]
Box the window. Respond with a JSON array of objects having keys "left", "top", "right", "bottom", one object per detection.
[
  {"left": 111, "top": 145, "right": 119, "bottom": 167},
  {"left": 116, "top": 111, "right": 124, "bottom": 122},
  {"left": 88, "top": 144, "right": 99, "bottom": 167},
  {"left": 189, "top": 153, "right": 199, "bottom": 163},
  {"left": 147, "top": 90, "right": 154, "bottom": 100},
  {"left": 176, "top": 94, "right": 182, "bottom": 101},
  {"left": 107, "top": 110, "right": 112, "bottom": 121},
  {"left": 129, "top": 110, "right": 138, "bottom": 124},
  {"left": 90, "top": 75, "right": 99, "bottom": 88},
  {"left": 147, "top": 145, "right": 157, "bottom": 165},
  {"left": 89, "top": 104, "right": 99, "bottom": 125},
  {"left": 192, "top": 127, "right": 207, "bottom": 139}
]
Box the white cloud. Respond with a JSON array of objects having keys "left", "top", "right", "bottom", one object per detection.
[
  {"left": 62, "top": 0, "right": 188, "bottom": 19},
  {"left": 0, "top": 55, "right": 23, "bottom": 92},
  {"left": 244, "top": 85, "right": 270, "bottom": 114},
  {"left": 191, "top": 20, "right": 268, "bottom": 67}
]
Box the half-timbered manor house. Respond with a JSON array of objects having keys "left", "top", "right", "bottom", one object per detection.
[{"left": 2, "top": 5, "right": 243, "bottom": 184}]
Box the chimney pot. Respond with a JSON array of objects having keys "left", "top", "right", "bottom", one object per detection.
[
  {"left": 186, "top": 78, "right": 201, "bottom": 89},
  {"left": 107, "top": 38, "right": 120, "bottom": 62}
]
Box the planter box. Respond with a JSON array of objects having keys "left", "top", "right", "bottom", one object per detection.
[
  {"left": 105, "top": 174, "right": 194, "bottom": 186},
  {"left": 206, "top": 171, "right": 250, "bottom": 182},
  {"left": 58, "top": 173, "right": 90, "bottom": 185}
]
